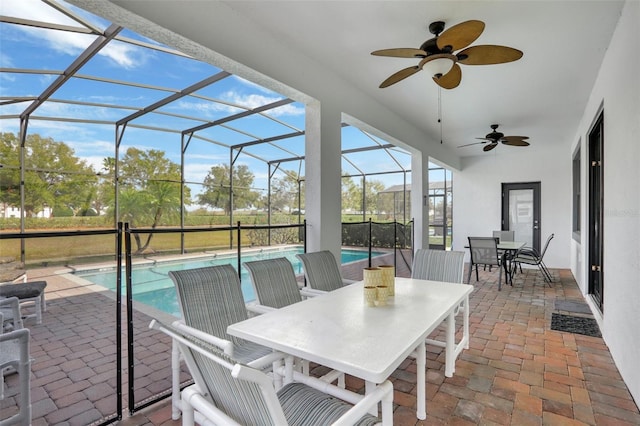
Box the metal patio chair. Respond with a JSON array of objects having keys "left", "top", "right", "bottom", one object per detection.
[
  {"left": 467, "top": 237, "right": 505, "bottom": 290},
  {"left": 512, "top": 233, "right": 555, "bottom": 284},
  {"left": 150, "top": 319, "right": 393, "bottom": 426}
]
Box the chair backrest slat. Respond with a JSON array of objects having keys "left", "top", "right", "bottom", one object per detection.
[
  {"left": 468, "top": 237, "right": 501, "bottom": 266},
  {"left": 244, "top": 257, "right": 302, "bottom": 308},
  {"left": 169, "top": 264, "right": 247, "bottom": 344},
  {"left": 296, "top": 250, "right": 344, "bottom": 292},
  {"left": 412, "top": 249, "right": 465, "bottom": 283},
  {"left": 492, "top": 230, "right": 514, "bottom": 242}
]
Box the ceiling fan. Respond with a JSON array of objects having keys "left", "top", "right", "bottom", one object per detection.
[
  {"left": 371, "top": 20, "right": 523, "bottom": 89},
  {"left": 458, "top": 124, "right": 530, "bottom": 152}
]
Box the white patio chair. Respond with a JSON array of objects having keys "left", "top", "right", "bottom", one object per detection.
[
  {"left": 243, "top": 257, "right": 345, "bottom": 386},
  {"left": 0, "top": 323, "right": 31, "bottom": 426},
  {"left": 167, "top": 264, "right": 280, "bottom": 420},
  {"left": 296, "top": 250, "right": 356, "bottom": 295},
  {"left": 0, "top": 281, "right": 47, "bottom": 325},
  {"left": 150, "top": 319, "right": 393, "bottom": 426},
  {"left": 243, "top": 257, "right": 303, "bottom": 313},
  {"left": 410, "top": 249, "right": 467, "bottom": 376},
  {"left": 1, "top": 296, "right": 24, "bottom": 332},
  {"left": 412, "top": 249, "right": 466, "bottom": 284}
]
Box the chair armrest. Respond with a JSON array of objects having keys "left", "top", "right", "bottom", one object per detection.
[
  {"left": 332, "top": 380, "right": 393, "bottom": 426},
  {"left": 517, "top": 246, "right": 540, "bottom": 257},
  {"left": 170, "top": 320, "right": 234, "bottom": 355},
  {"left": 300, "top": 288, "right": 327, "bottom": 298},
  {"left": 246, "top": 302, "right": 277, "bottom": 315}
]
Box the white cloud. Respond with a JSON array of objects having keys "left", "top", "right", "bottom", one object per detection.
[
  {"left": 3, "top": 0, "right": 146, "bottom": 69},
  {"left": 220, "top": 91, "right": 304, "bottom": 117}
]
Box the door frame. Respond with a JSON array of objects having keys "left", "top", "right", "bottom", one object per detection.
[
  {"left": 588, "top": 111, "right": 604, "bottom": 312},
  {"left": 501, "top": 182, "right": 541, "bottom": 253}
]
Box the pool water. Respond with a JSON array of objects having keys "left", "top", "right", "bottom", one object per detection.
[{"left": 77, "top": 247, "right": 381, "bottom": 317}]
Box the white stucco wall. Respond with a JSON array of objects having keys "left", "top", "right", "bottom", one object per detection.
[
  {"left": 569, "top": 0, "right": 639, "bottom": 404},
  {"left": 452, "top": 143, "right": 571, "bottom": 269}
]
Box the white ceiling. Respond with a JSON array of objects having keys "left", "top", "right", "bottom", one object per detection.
[{"left": 71, "top": 0, "right": 625, "bottom": 159}]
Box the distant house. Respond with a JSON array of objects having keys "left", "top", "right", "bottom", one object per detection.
[{"left": 0, "top": 204, "right": 53, "bottom": 219}]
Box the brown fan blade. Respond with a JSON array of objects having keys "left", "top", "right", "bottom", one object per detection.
[
  {"left": 457, "top": 45, "right": 523, "bottom": 65},
  {"left": 433, "top": 63, "right": 462, "bottom": 89},
  {"left": 437, "top": 20, "right": 485, "bottom": 52},
  {"left": 502, "top": 137, "right": 530, "bottom": 147},
  {"left": 483, "top": 142, "right": 498, "bottom": 152},
  {"left": 371, "top": 48, "right": 427, "bottom": 58},
  {"left": 379, "top": 66, "right": 421, "bottom": 88}
]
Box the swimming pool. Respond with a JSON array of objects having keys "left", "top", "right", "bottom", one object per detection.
[{"left": 76, "top": 247, "right": 383, "bottom": 317}]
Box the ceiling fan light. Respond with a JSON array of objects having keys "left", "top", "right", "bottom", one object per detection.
[{"left": 419, "top": 54, "right": 456, "bottom": 77}]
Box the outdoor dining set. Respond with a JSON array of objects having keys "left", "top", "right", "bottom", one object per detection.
[
  {"left": 0, "top": 236, "right": 553, "bottom": 425},
  {"left": 150, "top": 248, "right": 476, "bottom": 425}
]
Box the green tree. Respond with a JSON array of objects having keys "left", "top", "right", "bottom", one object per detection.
[
  {"left": 270, "top": 171, "right": 303, "bottom": 213},
  {"left": 197, "top": 164, "right": 259, "bottom": 214},
  {"left": 364, "top": 179, "right": 386, "bottom": 214},
  {"left": 107, "top": 147, "right": 190, "bottom": 253},
  {"left": 0, "top": 132, "right": 97, "bottom": 217},
  {"left": 341, "top": 174, "right": 362, "bottom": 212}
]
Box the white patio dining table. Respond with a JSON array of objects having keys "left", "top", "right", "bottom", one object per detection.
[{"left": 227, "top": 276, "right": 473, "bottom": 420}]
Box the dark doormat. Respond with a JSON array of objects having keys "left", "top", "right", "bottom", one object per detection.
[
  {"left": 555, "top": 300, "right": 592, "bottom": 314},
  {"left": 551, "top": 313, "right": 602, "bottom": 337}
]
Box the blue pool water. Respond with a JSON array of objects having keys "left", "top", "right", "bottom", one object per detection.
[{"left": 76, "top": 247, "right": 382, "bottom": 316}]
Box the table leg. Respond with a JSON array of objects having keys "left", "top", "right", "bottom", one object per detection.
[
  {"left": 416, "top": 340, "right": 426, "bottom": 419},
  {"left": 445, "top": 310, "right": 455, "bottom": 377},
  {"left": 365, "top": 381, "right": 378, "bottom": 416},
  {"left": 463, "top": 295, "right": 470, "bottom": 350}
]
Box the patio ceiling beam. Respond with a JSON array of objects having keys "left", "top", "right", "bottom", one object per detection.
[
  {"left": 20, "top": 23, "right": 123, "bottom": 119},
  {"left": 0, "top": 16, "right": 93, "bottom": 34},
  {"left": 341, "top": 143, "right": 395, "bottom": 155},
  {"left": 230, "top": 130, "right": 305, "bottom": 150},
  {"left": 117, "top": 71, "right": 231, "bottom": 125},
  {"left": 359, "top": 130, "right": 406, "bottom": 171},
  {"left": 183, "top": 98, "right": 295, "bottom": 134},
  {"left": 268, "top": 142, "right": 399, "bottom": 165}
]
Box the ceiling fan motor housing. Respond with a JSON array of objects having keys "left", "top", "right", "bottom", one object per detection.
[{"left": 486, "top": 131, "right": 504, "bottom": 140}]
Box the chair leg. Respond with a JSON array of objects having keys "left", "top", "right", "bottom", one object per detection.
[
  {"left": 171, "top": 341, "right": 182, "bottom": 420},
  {"left": 475, "top": 265, "right": 479, "bottom": 282},
  {"left": 466, "top": 262, "right": 473, "bottom": 284},
  {"left": 540, "top": 262, "right": 553, "bottom": 285}
]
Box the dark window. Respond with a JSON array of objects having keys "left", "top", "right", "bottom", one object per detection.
[{"left": 572, "top": 145, "right": 581, "bottom": 241}]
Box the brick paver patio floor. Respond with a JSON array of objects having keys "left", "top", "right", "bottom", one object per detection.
[{"left": 2, "top": 252, "right": 639, "bottom": 425}]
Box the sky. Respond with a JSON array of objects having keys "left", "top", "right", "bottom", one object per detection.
[{"left": 0, "top": 0, "right": 413, "bottom": 207}]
